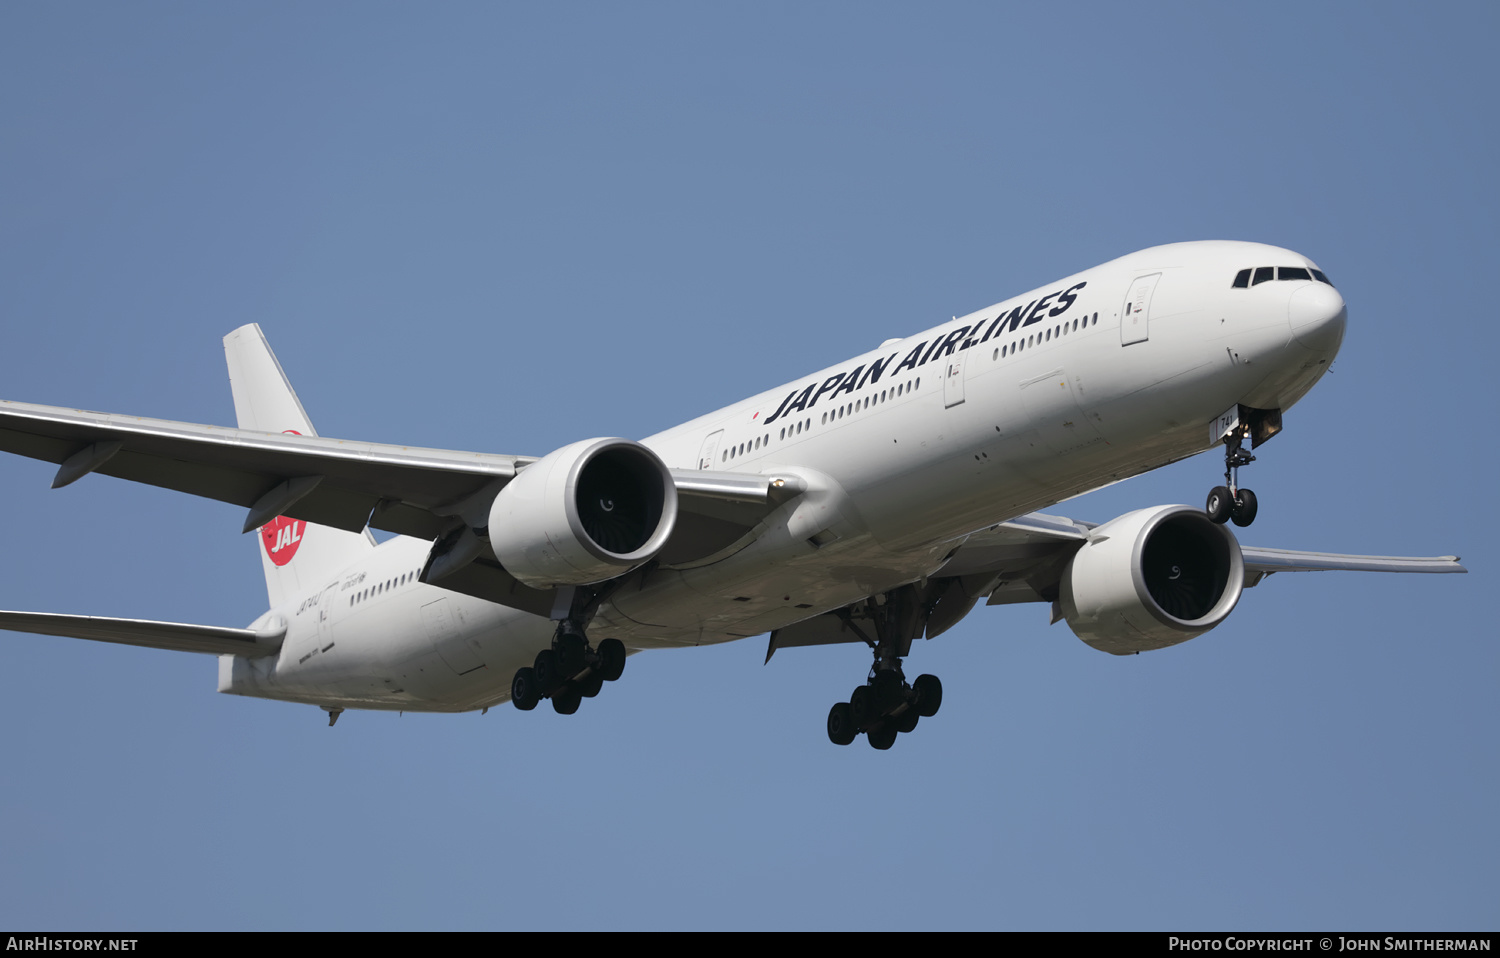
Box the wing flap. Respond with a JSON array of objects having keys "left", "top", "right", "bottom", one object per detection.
[{"left": 0, "top": 611, "right": 286, "bottom": 656}]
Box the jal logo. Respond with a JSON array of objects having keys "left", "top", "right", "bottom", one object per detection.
[
  {"left": 261, "top": 516, "right": 306, "bottom": 566},
  {"left": 260, "top": 429, "right": 307, "bottom": 566}
]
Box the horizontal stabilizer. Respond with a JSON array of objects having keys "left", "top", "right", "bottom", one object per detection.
[{"left": 0, "top": 611, "right": 285, "bottom": 657}]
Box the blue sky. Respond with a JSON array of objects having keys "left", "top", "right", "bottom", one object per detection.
[{"left": 0, "top": 2, "right": 1493, "bottom": 930}]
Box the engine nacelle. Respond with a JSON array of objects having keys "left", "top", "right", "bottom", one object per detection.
[
  {"left": 1060, "top": 504, "right": 1244, "bottom": 655},
  {"left": 488, "top": 438, "right": 677, "bottom": 589}
]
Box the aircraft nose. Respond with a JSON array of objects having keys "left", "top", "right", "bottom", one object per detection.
[{"left": 1287, "top": 282, "right": 1347, "bottom": 353}]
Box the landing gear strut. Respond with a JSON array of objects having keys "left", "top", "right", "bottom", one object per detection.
[
  {"left": 1207, "top": 426, "right": 1258, "bottom": 527},
  {"left": 825, "top": 584, "right": 944, "bottom": 750},
  {"left": 511, "top": 593, "right": 627, "bottom": 714}
]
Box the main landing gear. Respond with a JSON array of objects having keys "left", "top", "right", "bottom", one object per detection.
[
  {"left": 510, "top": 620, "right": 627, "bottom": 715},
  {"left": 825, "top": 584, "right": 944, "bottom": 750},
  {"left": 1206, "top": 425, "right": 1258, "bottom": 528},
  {"left": 827, "top": 667, "right": 942, "bottom": 750}
]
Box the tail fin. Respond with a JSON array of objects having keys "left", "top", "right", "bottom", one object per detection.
[{"left": 224, "top": 324, "right": 374, "bottom": 608}]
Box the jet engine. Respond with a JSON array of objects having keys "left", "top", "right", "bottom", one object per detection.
[
  {"left": 488, "top": 438, "right": 678, "bottom": 589},
  {"left": 1059, "top": 504, "right": 1244, "bottom": 655}
]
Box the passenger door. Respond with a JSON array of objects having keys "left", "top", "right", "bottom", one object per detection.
[
  {"left": 943, "top": 354, "right": 966, "bottom": 408},
  {"left": 1121, "top": 273, "right": 1161, "bottom": 346},
  {"left": 697, "top": 429, "right": 724, "bottom": 470}
]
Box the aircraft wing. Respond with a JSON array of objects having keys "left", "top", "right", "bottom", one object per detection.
[
  {"left": 0, "top": 399, "right": 791, "bottom": 545},
  {"left": 0, "top": 398, "right": 533, "bottom": 538},
  {"left": 1235, "top": 546, "right": 1466, "bottom": 584},
  {"left": 0, "top": 611, "right": 286, "bottom": 656},
  {"left": 933, "top": 510, "right": 1467, "bottom": 595},
  {"left": 765, "top": 510, "right": 1466, "bottom": 658}
]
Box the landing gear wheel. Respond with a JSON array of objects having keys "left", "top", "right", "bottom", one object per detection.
[
  {"left": 1231, "top": 487, "right": 1258, "bottom": 527},
  {"left": 1206, "top": 486, "right": 1233, "bottom": 524},
  {"left": 867, "top": 723, "right": 898, "bottom": 750},
  {"left": 871, "top": 670, "right": 904, "bottom": 714},
  {"left": 577, "top": 670, "right": 605, "bottom": 698},
  {"left": 894, "top": 708, "right": 919, "bottom": 734},
  {"left": 551, "top": 685, "right": 582, "bottom": 715},
  {"left": 596, "top": 638, "right": 626, "bottom": 682},
  {"left": 556, "top": 632, "right": 588, "bottom": 675},
  {"left": 511, "top": 668, "right": 540, "bottom": 711},
  {"left": 849, "top": 685, "right": 876, "bottom": 729},
  {"left": 827, "top": 702, "right": 857, "bottom": 746},
  {"left": 913, "top": 674, "right": 943, "bottom": 718},
  {"left": 533, "top": 648, "right": 564, "bottom": 694}
]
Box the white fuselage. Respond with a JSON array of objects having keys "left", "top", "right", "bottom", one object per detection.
[{"left": 220, "top": 240, "right": 1347, "bottom": 712}]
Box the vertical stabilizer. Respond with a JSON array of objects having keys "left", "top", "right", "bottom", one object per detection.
[{"left": 224, "top": 324, "right": 374, "bottom": 608}]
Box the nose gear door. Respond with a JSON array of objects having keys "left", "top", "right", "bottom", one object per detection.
[{"left": 1121, "top": 272, "right": 1161, "bottom": 346}]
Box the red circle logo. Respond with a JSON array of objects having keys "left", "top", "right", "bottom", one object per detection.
[
  {"left": 261, "top": 431, "right": 308, "bottom": 566},
  {"left": 261, "top": 515, "right": 306, "bottom": 566}
]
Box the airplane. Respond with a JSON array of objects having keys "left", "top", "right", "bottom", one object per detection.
[{"left": 0, "top": 240, "right": 1466, "bottom": 749}]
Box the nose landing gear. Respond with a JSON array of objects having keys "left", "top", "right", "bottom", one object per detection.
[{"left": 1207, "top": 426, "right": 1259, "bottom": 527}]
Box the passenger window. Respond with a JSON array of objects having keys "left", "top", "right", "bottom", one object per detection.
[
  {"left": 1252, "top": 267, "right": 1274, "bottom": 286},
  {"left": 1232, "top": 269, "right": 1252, "bottom": 288},
  {"left": 1279, "top": 267, "right": 1312, "bottom": 281}
]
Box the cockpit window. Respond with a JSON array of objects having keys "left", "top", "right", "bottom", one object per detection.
[{"left": 1233, "top": 265, "right": 1337, "bottom": 289}]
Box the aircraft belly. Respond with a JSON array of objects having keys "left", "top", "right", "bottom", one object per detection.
[{"left": 602, "top": 531, "right": 945, "bottom": 645}]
